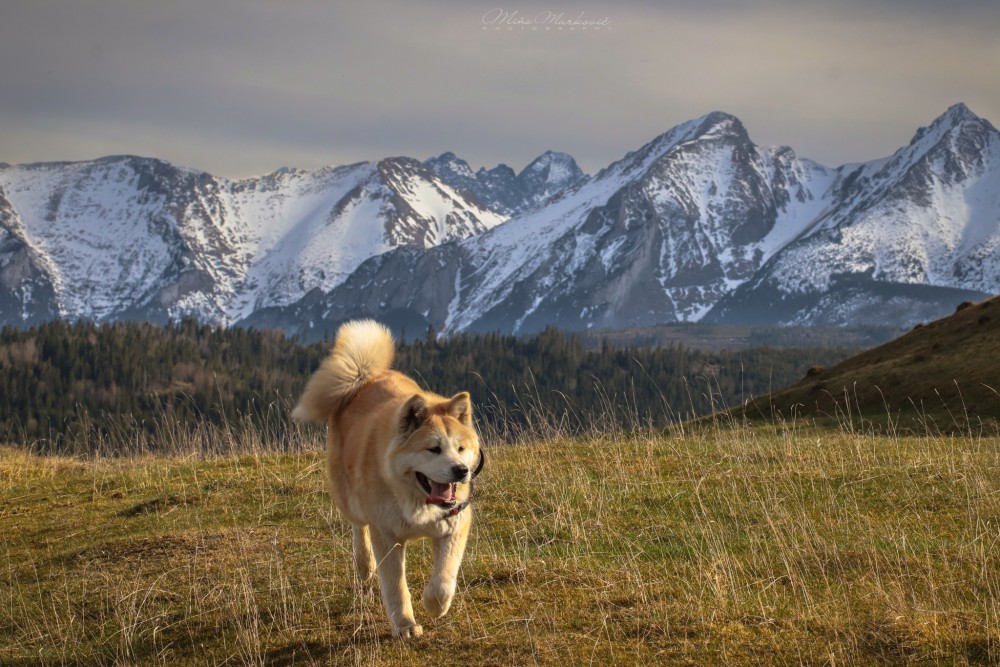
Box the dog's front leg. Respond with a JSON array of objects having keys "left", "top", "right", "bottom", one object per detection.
[
  {"left": 351, "top": 525, "right": 376, "bottom": 581},
  {"left": 422, "top": 513, "right": 471, "bottom": 618},
  {"left": 369, "top": 529, "right": 421, "bottom": 638}
]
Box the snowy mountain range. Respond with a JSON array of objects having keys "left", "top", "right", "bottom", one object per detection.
[
  {"left": 0, "top": 156, "right": 506, "bottom": 326},
  {"left": 707, "top": 104, "right": 1000, "bottom": 326},
  {"left": 2, "top": 104, "right": 998, "bottom": 338},
  {"left": 424, "top": 150, "right": 587, "bottom": 216}
]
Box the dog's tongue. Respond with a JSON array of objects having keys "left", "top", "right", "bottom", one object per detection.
[{"left": 427, "top": 481, "right": 456, "bottom": 504}]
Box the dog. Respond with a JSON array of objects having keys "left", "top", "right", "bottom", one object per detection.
[{"left": 292, "top": 320, "right": 484, "bottom": 638}]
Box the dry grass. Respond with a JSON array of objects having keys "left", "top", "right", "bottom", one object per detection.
[
  {"left": 2, "top": 420, "right": 999, "bottom": 665},
  {"left": 751, "top": 296, "right": 1000, "bottom": 432}
]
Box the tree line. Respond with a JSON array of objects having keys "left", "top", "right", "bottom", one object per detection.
[{"left": 0, "top": 319, "right": 854, "bottom": 451}]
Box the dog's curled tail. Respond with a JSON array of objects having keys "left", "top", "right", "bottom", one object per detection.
[{"left": 291, "top": 320, "right": 395, "bottom": 422}]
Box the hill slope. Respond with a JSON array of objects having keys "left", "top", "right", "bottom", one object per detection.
[{"left": 743, "top": 295, "right": 1000, "bottom": 429}]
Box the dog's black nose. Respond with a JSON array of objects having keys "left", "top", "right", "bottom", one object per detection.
[{"left": 451, "top": 464, "right": 469, "bottom": 480}]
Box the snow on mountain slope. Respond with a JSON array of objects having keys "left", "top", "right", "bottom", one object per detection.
[
  {"left": 424, "top": 150, "right": 587, "bottom": 215},
  {"left": 252, "top": 105, "right": 999, "bottom": 341},
  {"left": 219, "top": 157, "right": 505, "bottom": 320},
  {"left": 447, "top": 112, "right": 841, "bottom": 330},
  {"left": 0, "top": 157, "right": 219, "bottom": 321},
  {"left": 0, "top": 182, "right": 60, "bottom": 324},
  {"left": 3, "top": 104, "right": 996, "bottom": 336},
  {"left": 0, "top": 156, "right": 506, "bottom": 325},
  {"left": 756, "top": 146, "right": 839, "bottom": 261},
  {"left": 708, "top": 103, "right": 1000, "bottom": 326},
  {"left": 787, "top": 104, "right": 1000, "bottom": 292},
  {"left": 256, "top": 111, "right": 848, "bottom": 338}
]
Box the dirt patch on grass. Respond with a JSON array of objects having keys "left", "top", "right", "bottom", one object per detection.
[
  {"left": 119, "top": 493, "right": 200, "bottom": 518},
  {"left": 64, "top": 532, "right": 226, "bottom": 567}
]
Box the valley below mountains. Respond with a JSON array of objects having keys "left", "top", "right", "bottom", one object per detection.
[{"left": 2, "top": 104, "right": 997, "bottom": 340}]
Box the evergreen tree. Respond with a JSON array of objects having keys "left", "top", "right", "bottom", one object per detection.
[{"left": 0, "top": 320, "right": 854, "bottom": 451}]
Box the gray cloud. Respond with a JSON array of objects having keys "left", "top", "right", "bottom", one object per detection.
[{"left": 1, "top": 0, "right": 998, "bottom": 177}]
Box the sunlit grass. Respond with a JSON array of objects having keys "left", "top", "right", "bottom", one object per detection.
[{"left": 2, "top": 416, "right": 998, "bottom": 665}]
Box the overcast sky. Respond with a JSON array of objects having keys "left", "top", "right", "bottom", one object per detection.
[{"left": 2, "top": 0, "right": 998, "bottom": 178}]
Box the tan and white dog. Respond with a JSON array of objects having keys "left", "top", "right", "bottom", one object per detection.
[{"left": 292, "top": 320, "right": 483, "bottom": 638}]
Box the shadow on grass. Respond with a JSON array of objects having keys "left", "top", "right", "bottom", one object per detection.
[{"left": 264, "top": 636, "right": 392, "bottom": 667}]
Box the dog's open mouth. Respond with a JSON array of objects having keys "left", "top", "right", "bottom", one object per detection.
[{"left": 416, "top": 472, "right": 457, "bottom": 506}]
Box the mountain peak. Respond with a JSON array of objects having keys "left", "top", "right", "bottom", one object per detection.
[
  {"left": 930, "top": 102, "right": 987, "bottom": 133},
  {"left": 424, "top": 150, "right": 584, "bottom": 217},
  {"left": 908, "top": 103, "right": 992, "bottom": 147},
  {"left": 700, "top": 110, "right": 741, "bottom": 125},
  {"left": 533, "top": 149, "right": 575, "bottom": 162},
  {"left": 694, "top": 111, "right": 750, "bottom": 142},
  {"left": 518, "top": 150, "right": 585, "bottom": 181},
  {"left": 657, "top": 110, "right": 749, "bottom": 149},
  {"left": 942, "top": 102, "right": 974, "bottom": 122},
  {"left": 423, "top": 152, "right": 476, "bottom": 181},
  {"left": 476, "top": 163, "right": 516, "bottom": 178},
  {"left": 377, "top": 155, "right": 421, "bottom": 168},
  {"left": 516, "top": 150, "right": 587, "bottom": 199}
]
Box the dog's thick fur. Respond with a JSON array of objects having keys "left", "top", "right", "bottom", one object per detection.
[{"left": 292, "top": 320, "right": 483, "bottom": 638}]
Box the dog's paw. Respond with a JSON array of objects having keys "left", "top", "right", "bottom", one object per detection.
[
  {"left": 421, "top": 584, "right": 454, "bottom": 618},
  {"left": 392, "top": 623, "right": 423, "bottom": 639}
]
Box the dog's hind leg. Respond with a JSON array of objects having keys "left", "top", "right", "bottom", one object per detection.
[
  {"left": 352, "top": 525, "right": 376, "bottom": 581},
  {"left": 422, "top": 513, "right": 471, "bottom": 618},
  {"left": 369, "top": 529, "right": 421, "bottom": 638}
]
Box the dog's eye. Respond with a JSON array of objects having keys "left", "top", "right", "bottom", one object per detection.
[
  {"left": 458, "top": 446, "right": 465, "bottom": 452},
  {"left": 428, "top": 445, "right": 442, "bottom": 454}
]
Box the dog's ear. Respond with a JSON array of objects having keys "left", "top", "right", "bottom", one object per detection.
[
  {"left": 446, "top": 392, "right": 472, "bottom": 426},
  {"left": 399, "top": 395, "right": 428, "bottom": 434}
]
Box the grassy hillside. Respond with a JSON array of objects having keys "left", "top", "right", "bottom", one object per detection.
[
  {"left": 742, "top": 296, "right": 1000, "bottom": 432},
  {"left": 3, "top": 424, "right": 998, "bottom": 665}
]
